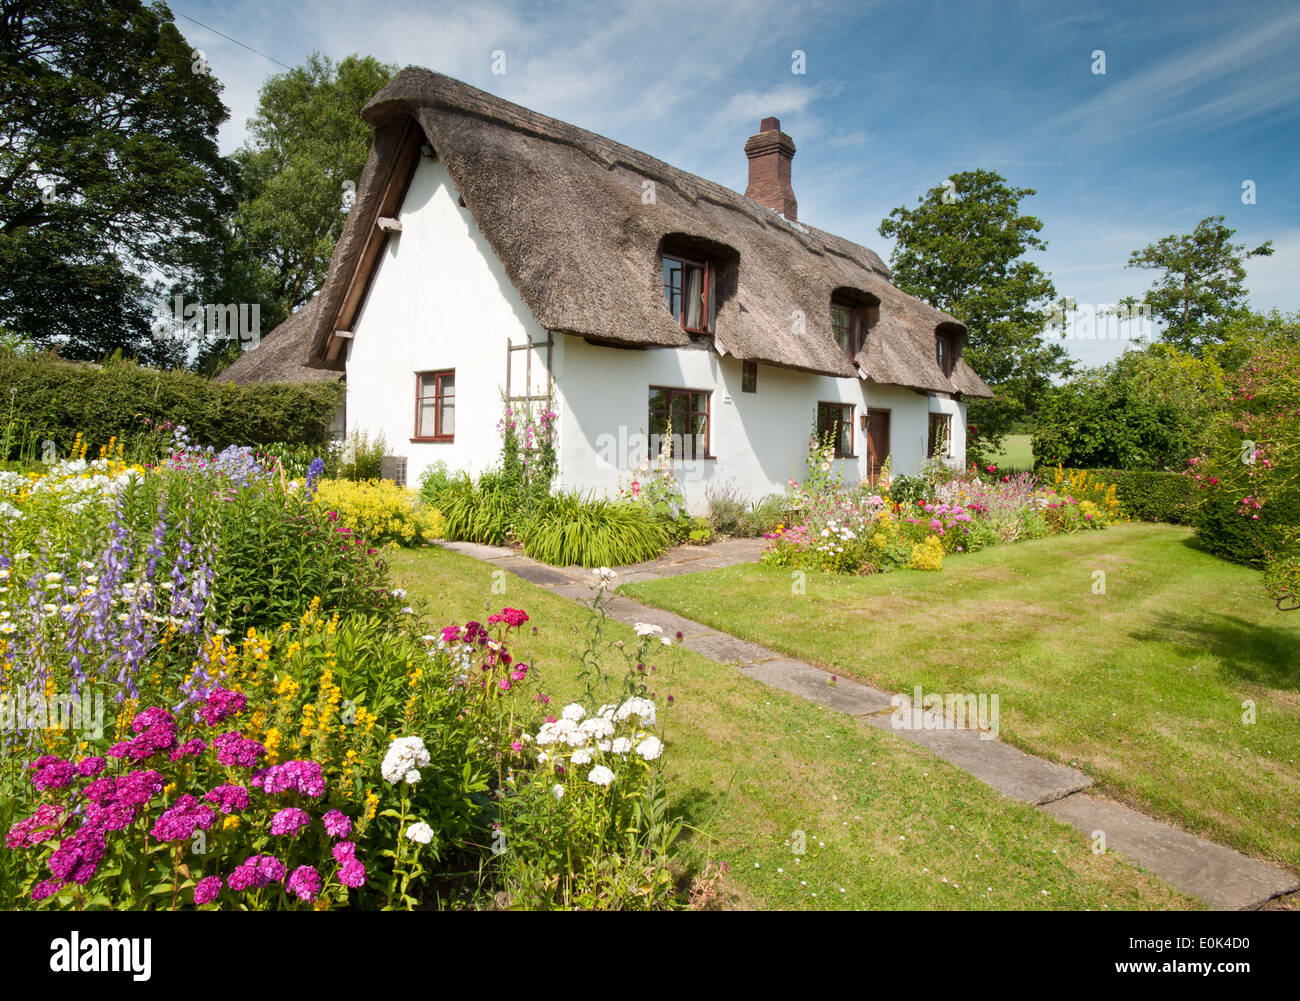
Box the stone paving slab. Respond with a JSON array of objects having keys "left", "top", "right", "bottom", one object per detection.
[
  {"left": 741, "top": 659, "right": 896, "bottom": 715},
  {"left": 862, "top": 715, "right": 1093, "bottom": 806},
  {"left": 437, "top": 540, "right": 517, "bottom": 560},
  {"left": 680, "top": 632, "right": 778, "bottom": 665},
  {"left": 497, "top": 559, "right": 575, "bottom": 586},
  {"left": 1043, "top": 793, "right": 1300, "bottom": 909}
]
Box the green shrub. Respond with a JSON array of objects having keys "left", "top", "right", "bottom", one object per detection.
[
  {"left": 521, "top": 493, "right": 669, "bottom": 567},
  {"left": 741, "top": 494, "right": 787, "bottom": 537},
  {"left": 0, "top": 352, "right": 343, "bottom": 460},
  {"left": 888, "top": 474, "right": 932, "bottom": 505},
  {"left": 1080, "top": 468, "right": 1198, "bottom": 524},
  {"left": 338, "top": 428, "right": 386, "bottom": 481},
  {"left": 438, "top": 475, "right": 517, "bottom": 546},
  {"left": 705, "top": 480, "right": 747, "bottom": 536}
]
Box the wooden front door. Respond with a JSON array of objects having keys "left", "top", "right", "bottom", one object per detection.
[{"left": 866, "top": 409, "right": 890, "bottom": 485}]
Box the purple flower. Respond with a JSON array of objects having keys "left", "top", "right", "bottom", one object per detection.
[
  {"left": 214, "top": 731, "right": 266, "bottom": 768},
  {"left": 261, "top": 760, "right": 326, "bottom": 798},
  {"left": 194, "top": 875, "right": 223, "bottom": 905},
  {"left": 150, "top": 795, "right": 216, "bottom": 842},
  {"left": 321, "top": 810, "right": 352, "bottom": 839},
  {"left": 338, "top": 859, "right": 366, "bottom": 889},
  {"left": 268, "top": 807, "right": 310, "bottom": 837},
  {"left": 168, "top": 738, "right": 207, "bottom": 762},
  {"left": 228, "top": 855, "right": 285, "bottom": 891},
  {"left": 286, "top": 865, "right": 322, "bottom": 902},
  {"left": 204, "top": 784, "right": 250, "bottom": 814},
  {"left": 30, "top": 756, "right": 75, "bottom": 791},
  {"left": 199, "top": 687, "right": 247, "bottom": 726},
  {"left": 31, "top": 879, "right": 65, "bottom": 902},
  {"left": 76, "top": 756, "right": 106, "bottom": 778},
  {"left": 332, "top": 840, "right": 356, "bottom": 863}
]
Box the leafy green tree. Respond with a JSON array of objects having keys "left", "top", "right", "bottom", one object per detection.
[
  {"left": 0, "top": 0, "right": 230, "bottom": 362},
  {"left": 1120, "top": 216, "right": 1273, "bottom": 354},
  {"left": 878, "top": 169, "right": 1071, "bottom": 461},
  {"left": 1033, "top": 344, "right": 1226, "bottom": 470},
  {"left": 192, "top": 52, "right": 395, "bottom": 375}
]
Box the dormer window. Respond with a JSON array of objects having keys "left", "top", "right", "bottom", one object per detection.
[
  {"left": 662, "top": 253, "right": 712, "bottom": 334},
  {"left": 936, "top": 331, "right": 957, "bottom": 377},
  {"left": 829, "top": 299, "right": 876, "bottom": 360}
]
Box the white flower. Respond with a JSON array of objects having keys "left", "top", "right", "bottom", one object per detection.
[
  {"left": 611, "top": 737, "right": 632, "bottom": 755},
  {"left": 661, "top": 636, "right": 673, "bottom": 645},
  {"left": 561, "top": 702, "right": 586, "bottom": 722},
  {"left": 405, "top": 821, "right": 434, "bottom": 844},
  {"left": 587, "top": 765, "right": 615, "bottom": 787},
  {"left": 551, "top": 783, "right": 564, "bottom": 800},
  {"left": 579, "top": 717, "right": 615, "bottom": 740},
  {"left": 636, "top": 735, "right": 664, "bottom": 761},
  {"left": 633, "top": 622, "right": 662, "bottom": 637},
  {"left": 614, "top": 697, "right": 656, "bottom": 726},
  {"left": 391, "top": 588, "right": 407, "bottom": 599},
  {"left": 381, "top": 735, "right": 431, "bottom": 785},
  {"left": 591, "top": 566, "right": 617, "bottom": 589},
  {"left": 570, "top": 748, "right": 592, "bottom": 765}
]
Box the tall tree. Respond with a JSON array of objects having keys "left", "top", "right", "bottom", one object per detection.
[
  {"left": 878, "top": 169, "right": 1070, "bottom": 460},
  {"left": 0, "top": 0, "right": 230, "bottom": 362},
  {"left": 192, "top": 51, "right": 395, "bottom": 373},
  {"left": 1120, "top": 215, "right": 1273, "bottom": 354}
]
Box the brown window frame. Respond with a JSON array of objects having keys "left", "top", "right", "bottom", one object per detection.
[
  {"left": 928, "top": 412, "right": 953, "bottom": 459},
  {"left": 741, "top": 360, "right": 758, "bottom": 393},
  {"left": 830, "top": 300, "right": 877, "bottom": 360},
  {"left": 648, "top": 386, "right": 713, "bottom": 460},
  {"left": 936, "top": 331, "right": 957, "bottom": 377},
  {"left": 412, "top": 369, "right": 455, "bottom": 442},
  {"left": 816, "top": 401, "right": 856, "bottom": 459},
  {"left": 662, "top": 252, "right": 713, "bottom": 335}
]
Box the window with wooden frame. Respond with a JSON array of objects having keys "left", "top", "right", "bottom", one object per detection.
[
  {"left": 816, "top": 402, "right": 855, "bottom": 458},
  {"left": 648, "top": 387, "right": 711, "bottom": 460},
  {"left": 741, "top": 360, "right": 758, "bottom": 393},
  {"left": 662, "top": 252, "right": 713, "bottom": 334},
  {"left": 829, "top": 299, "right": 877, "bottom": 360},
  {"left": 928, "top": 413, "right": 952, "bottom": 459},
  {"left": 413, "top": 370, "right": 455, "bottom": 441},
  {"left": 936, "top": 331, "right": 957, "bottom": 377}
]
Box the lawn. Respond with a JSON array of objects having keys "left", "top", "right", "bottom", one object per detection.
[
  {"left": 620, "top": 522, "right": 1300, "bottom": 873},
  {"left": 388, "top": 546, "right": 1194, "bottom": 909},
  {"left": 988, "top": 432, "right": 1034, "bottom": 471}
]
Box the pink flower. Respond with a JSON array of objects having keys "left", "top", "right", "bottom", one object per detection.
[{"left": 510, "top": 741, "right": 523, "bottom": 753}]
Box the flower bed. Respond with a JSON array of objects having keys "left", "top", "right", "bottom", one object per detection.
[
  {"left": 1, "top": 431, "right": 689, "bottom": 909},
  {"left": 760, "top": 448, "right": 1116, "bottom": 576}
]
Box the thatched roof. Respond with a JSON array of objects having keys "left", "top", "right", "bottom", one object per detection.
[
  {"left": 236, "top": 68, "right": 991, "bottom": 398},
  {"left": 215, "top": 298, "right": 342, "bottom": 385}
]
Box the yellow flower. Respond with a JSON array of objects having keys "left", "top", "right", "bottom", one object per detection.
[
  {"left": 364, "top": 789, "right": 379, "bottom": 821},
  {"left": 222, "top": 815, "right": 240, "bottom": 831}
]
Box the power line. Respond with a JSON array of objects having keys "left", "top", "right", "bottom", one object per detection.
[{"left": 173, "top": 9, "right": 295, "bottom": 72}]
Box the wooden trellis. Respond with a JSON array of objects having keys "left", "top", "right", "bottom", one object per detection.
[{"left": 504, "top": 333, "right": 554, "bottom": 417}]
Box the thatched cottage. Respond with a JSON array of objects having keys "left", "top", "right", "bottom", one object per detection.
[{"left": 219, "top": 68, "right": 991, "bottom": 507}]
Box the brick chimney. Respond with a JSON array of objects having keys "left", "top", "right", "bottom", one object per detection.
[{"left": 744, "top": 117, "right": 797, "bottom": 220}]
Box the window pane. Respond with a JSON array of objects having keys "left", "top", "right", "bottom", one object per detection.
[
  {"left": 440, "top": 372, "right": 454, "bottom": 398},
  {"left": 420, "top": 400, "right": 437, "bottom": 436},
  {"left": 648, "top": 389, "right": 667, "bottom": 411},
  {"left": 684, "top": 265, "right": 703, "bottom": 329},
  {"left": 690, "top": 392, "right": 707, "bottom": 413},
  {"left": 742, "top": 361, "right": 757, "bottom": 393},
  {"left": 439, "top": 400, "right": 455, "bottom": 437},
  {"left": 662, "top": 260, "right": 682, "bottom": 321},
  {"left": 419, "top": 373, "right": 437, "bottom": 398}
]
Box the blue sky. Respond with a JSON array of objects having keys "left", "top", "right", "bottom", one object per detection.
[{"left": 178, "top": 0, "right": 1298, "bottom": 368}]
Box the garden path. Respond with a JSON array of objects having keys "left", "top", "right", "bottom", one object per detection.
[{"left": 435, "top": 537, "right": 1299, "bottom": 909}]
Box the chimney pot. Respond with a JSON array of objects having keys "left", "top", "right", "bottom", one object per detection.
[{"left": 744, "top": 119, "right": 797, "bottom": 220}]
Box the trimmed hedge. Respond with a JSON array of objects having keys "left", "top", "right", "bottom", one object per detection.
[
  {"left": 0, "top": 353, "right": 343, "bottom": 458},
  {"left": 1078, "top": 468, "right": 1199, "bottom": 525}
]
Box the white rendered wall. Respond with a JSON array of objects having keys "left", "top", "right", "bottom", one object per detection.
[
  {"left": 554, "top": 341, "right": 939, "bottom": 512},
  {"left": 344, "top": 154, "right": 551, "bottom": 486}
]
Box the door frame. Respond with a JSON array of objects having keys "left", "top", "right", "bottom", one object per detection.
[{"left": 865, "top": 408, "right": 891, "bottom": 486}]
